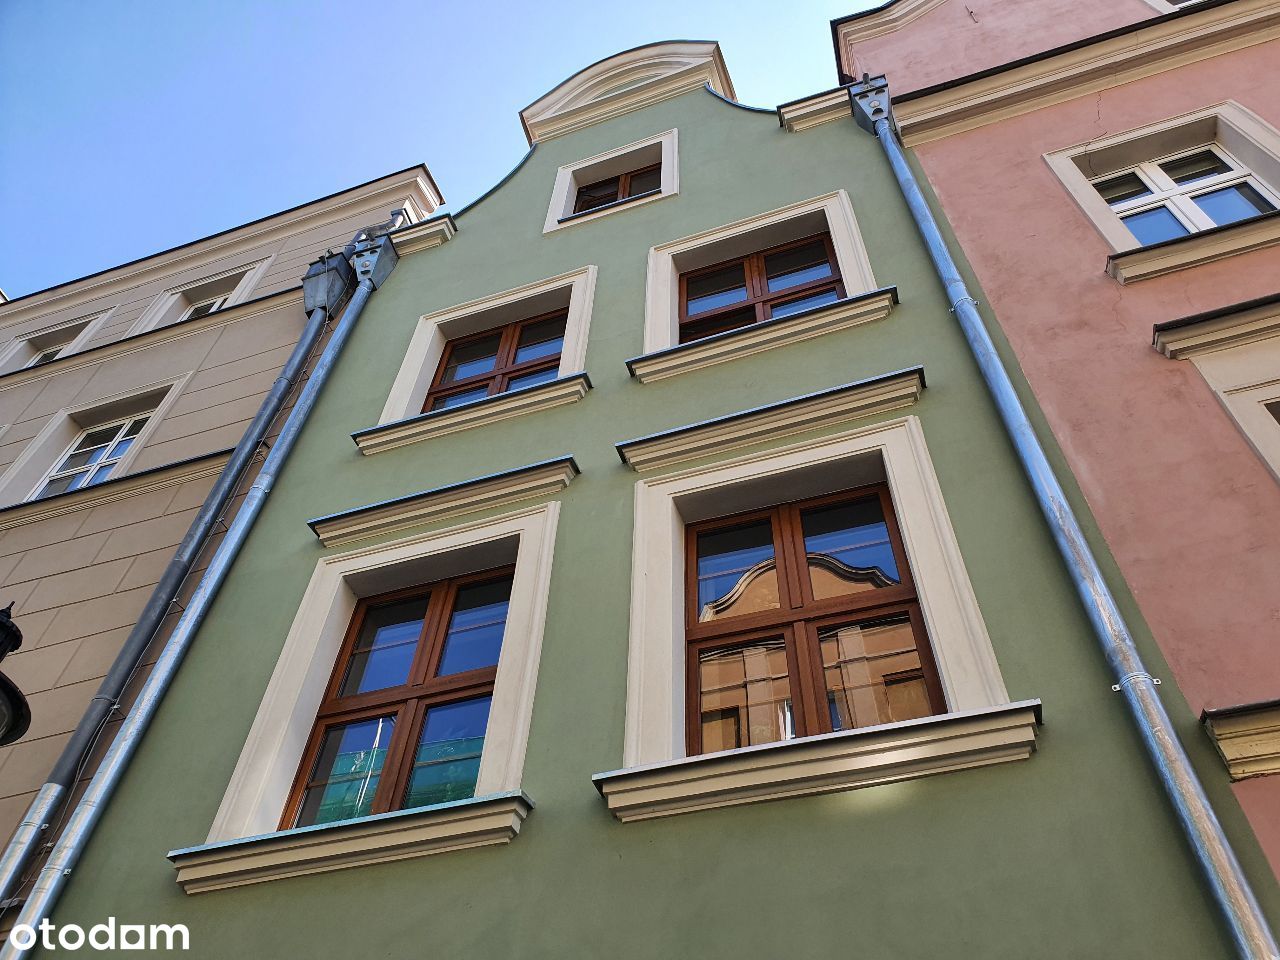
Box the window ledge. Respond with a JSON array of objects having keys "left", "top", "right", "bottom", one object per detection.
[
  {"left": 592, "top": 701, "right": 1041, "bottom": 822},
  {"left": 1202, "top": 699, "right": 1280, "bottom": 781},
  {"left": 615, "top": 366, "right": 925, "bottom": 471},
  {"left": 169, "top": 792, "right": 533, "bottom": 894},
  {"left": 1106, "top": 210, "right": 1280, "bottom": 283},
  {"left": 353, "top": 373, "right": 591, "bottom": 455},
  {"left": 627, "top": 286, "right": 898, "bottom": 383},
  {"left": 557, "top": 189, "right": 664, "bottom": 225}
]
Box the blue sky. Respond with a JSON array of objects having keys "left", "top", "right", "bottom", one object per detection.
[{"left": 0, "top": 0, "right": 875, "bottom": 299}]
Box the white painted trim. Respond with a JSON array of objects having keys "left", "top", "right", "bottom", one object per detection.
[
  {"left": 172, "top": 792, "right": 532, "bottom": 893},
  {"left": 622, "top": 416, "right": 1009, "bottom": 767},
  {"left": 0, "top": 308, "right": 115, "bottom": 374},
  {"left": 207, "top": 504, "right": 560, "bottom": 844},
  {"left": 519, "top": 42, "right": 734, "bottom": 144},
  {"left": 643, "top": 192, "right": 878, "bottom": 354},
  {"left": 391, "top": 217, "right": 457, "bottom": 256},
  {"left": 596, "top": 701, "right": 1040, "bottom": 821},
  {"left": 543, "top": 130, "right": 679, "bottom": 234},
  {"left": 378, "top": 266, "right": 597, "bottom": 426},
  {"left": 128, "top": 256, "right": 273, "bottom": 336}
]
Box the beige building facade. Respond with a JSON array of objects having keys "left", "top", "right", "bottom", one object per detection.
[{"left": 0, "top": 166, "right": 441, "bottom": 857}]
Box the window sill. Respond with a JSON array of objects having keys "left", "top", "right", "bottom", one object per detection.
[
  {"left": 353, "top": 373, "right": 591, "bottom": 455},
  {"left": 169, "top": 792, "right": 533, "bottom": 894},
  {"left": 626, "top": 286, "right": 898, "bottom": 383},
  {"left": 592, "top": 701, "right": 1041, "bottom": 822},
  {"left": 1106, "top": 209, "right": 1280, "bottom": 283},
  {"left": 1202, "top": 699, "right": 1280, "bottom": 781},
  {"left": 558, "top": 188, "right": 663, "bottom": 225}
]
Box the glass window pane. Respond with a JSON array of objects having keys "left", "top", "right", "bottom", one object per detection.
[
  {"left": 695, "top": 520, "right": 779, "bottom": 623},
  {"left": 764, "top": 240, "right": 834, "bottom": 292},
  {"left": 1192, "top": 183, "right": 1275, "bottom": 226},
  {"left": 1159, "top": 149, "right": 1231, "bottom": 185},
  {"left": 296, "top": 716, "right": 395, "bottom": 827},
  {"left": 1267, "top": 400, "right": 1280, "bottom": 426},
  {"left": 1121, "top": 206, "right": 1190, "bottom": 246},
  {"left": 436, "top": 577, "right": 512, "bottom": 676},
  {"left": 402, "top": 696, "right": 491, "bottom": 808},
  {"left": 75, "top": 425, "right": 123, "bottom": 451},
  {"left": 106, "top": 436, "right": 134, "bottom": 461},
  {"left": 1094, "top": 172, "right": 1152, "bottom": 206},
  {"left": 85, "top": 465, "right": 115, "bottom": 487},
  {"left": 30, "top": 348, "right": 63, "bottom": 366},
  {"left": 339, "top": 596, "right": 429, "bottom": 696},
  {"left": 769, "top": 289, "right": 841, "bottom": 320},
  {"left": 680, "top": 306, "right": 758, "bottom": 344},
  {"left": 122, "top": 417, "right": 148, "bottom": 438},
  {"left": 506, "top": 367, "right": 559, "bottom": 392},
  {"left": 801, "top": 498, "right": 901, "bottom": 600},
  {"left": 698, "top": 639, "right": 793, "bottom": 753},
  {"left": 576, "top": 177, "right": 621, "bottom": 212},
  {"left": 36, "top": 474, "right": 82, "bottom": 499},
  {"left": 513, "top": 315, "right": 566, "bottom": 365},
  {"left": 686, "top": 264, "right": 749, "bottom": 316},
  {"left": 431, "top": 386, "right": 491, "bottom": 411},
  {"left": 626, "top": 166, "right": 661, "bottom": 197},
  {"left": 59, "top": 445, "right": 110, "bottom": 472},
  {"left": 441, "top": 334, "right": 502, "bottom": 384},
  {"left": 821, "top": 616, "right": 934, "bottom": 731}
]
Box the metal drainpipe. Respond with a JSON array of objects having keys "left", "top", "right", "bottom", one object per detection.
[
  {"left": 846, "top": 76, "right": 1278, "bottom": 959},
  {"left": 0, "top": 220, "right": 402, "bottom": 956},
  {"left": 0, "top": 234, "right": 360, "bottom": 910}
]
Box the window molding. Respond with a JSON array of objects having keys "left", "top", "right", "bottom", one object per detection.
[
  {"left": 543, "top": 130, "right": 678, "bottom": 233},
  {"left": 378, "top": 266, "right": 596, "bottom": 427},
  {"left": 621, "top": 415, "right": 1011, "bottom": 769},
  {"left": 594, "top": 700, "right": 1041, "bottom": 821},
  {"left": 0, "top": 374, "right": 189, "bottom": 507},
  {"left": 129, "top": 257, "right": 272, "bottom": 336},
  {"left": 205, "top": 503, "right": 560, "bottom": 850},
  {"left": 1044, "top": 101, "right": 1280, "bottom": 277},
  {"left": 1202, "top": 699, "right": 1280, "bottom": 781},
  {"left": 0, "top": 308, "right": 113, "bottom": 374},
  {"left": 643, "top": 192, "right": 877, "bottom": 355},
  {"left": 1154, "top": 294, "right": 1280, "bottom": 481}
]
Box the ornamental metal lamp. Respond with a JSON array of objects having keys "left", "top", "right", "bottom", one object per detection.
[{"left": 0, "top": 602, "right": 30, "bottom": 746}]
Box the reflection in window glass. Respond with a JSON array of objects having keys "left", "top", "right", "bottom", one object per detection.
[
  {"left": 402, "top": 696, "right": 491, "bottom": 808},
  {"left": 628, "top": 166, "right": 662, "bottom": 196},
  {"left": 431, "top": 387, "right": 490, "bottom": 411},
  {"left": 296, "top": 716, "right": 395, "bottom": 827},
  {"left": 821, "top": 616, "right": 931, "bottom": 730},
  {"left": 1121, "top": 207, "right": 1190, "bottom": 246},
  {"left": 698, "top": 639, "right": 793, "bottom": 751},
  {"left": 442, "top": 334, "right": 502, "bottom": 384},
  {"left": 34, "top": 416, "right": 151, "bottom": 501},
  {"left": 340, "top": 597, "right": 428, "bottom": 696},
  {"left": 1094, "top": 172, "right": 1153, "bottom": 206},
  {"left": 696, "top": 521, "right": 779, "bottom": 622},
  {"left": 1192, "top": 183, "right": 1275, "bottom": 226},
  {"left": 801, "top": 499, "right": 900, "bottom": 600},
  {"left": 507, "top": 367, "right": 559, "bottom": 392},
  {"left": 514, "top": 315, "right": 567, "bottom": 365},
  {"left": 1159, "top": 150, "right": 1232, "bottom": 185},
  {"left": 764, "top": 240, "right": 833, "bottom": 292},
  {"left": 437, "top": 578, "right": 513, "bottom": 675},
  {"left": 770, "top": 289, "right": 841, "bottom": 320},
  {"left": 686, "top": 264, "right": 749, "bottom": 316}
]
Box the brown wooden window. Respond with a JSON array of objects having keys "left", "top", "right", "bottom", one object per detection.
[
  {"left": 572, "top": 163, "right": 662, "bottom": 214},
  {"left": 281, "top": 567, "right": 514, "bottom": 829},
  {"left": 421, "top": 309, "right": 566, "bottom": 413},
  {"left": 677, "top": 233, "right": 845, "bottom": 344},
  {"left": 684, "top": 485, "right": 945, "bottom": 757}
]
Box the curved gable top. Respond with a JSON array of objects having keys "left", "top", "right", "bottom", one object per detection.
[{"left": 519, "top": 41, "right": 735, "bottom": 144}]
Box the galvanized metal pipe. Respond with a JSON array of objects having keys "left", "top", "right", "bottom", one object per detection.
[
  {"left": 848, "top": 80, "right": 1277, "bottom": 960},
  {"left": 0, "top": 231, "right": 397, "bottom": 955}
]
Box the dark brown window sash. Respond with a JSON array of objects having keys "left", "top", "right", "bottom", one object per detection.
[
  {"left": 572, "top": 163, "right": 662, "bottom": 214},
  {"left": 421, "top": 308, "right": 567, "bottom": 414},
  {"left": 677, "top": 232, "right": 845, "bottom": 344},
  {"left": 280, "top": 567, "right": 514, "bottom": 830},
  {"left": 682, "top": 485, "right": 946, "bottom": 757}
]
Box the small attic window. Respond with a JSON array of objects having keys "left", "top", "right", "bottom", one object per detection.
[
  {"left": 136, "top": 259, "right": 268, "bottom": 334},
  {"left": 0, "top": 313, "right": 102, "bottom": 374},
  {"left": 544, "top": 129, "right": 678, "bottom": 233}
]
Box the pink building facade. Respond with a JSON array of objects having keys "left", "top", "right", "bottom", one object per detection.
[{"left": 811, "top": 0, "right": 1280, "bottom": 870}]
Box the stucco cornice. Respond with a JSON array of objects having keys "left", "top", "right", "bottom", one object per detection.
[
  {"left": 832, "top": 0, "right": 950, "bottom": 58},
  {"left": 1153, "top": 292, "right": 1280, "bottom": 358},
  {"left": 1202, "top": 700, "right": 1280, "bottom": 780},
  {"left": 519, "top": 41, "right": 735, "bottom": 144}
]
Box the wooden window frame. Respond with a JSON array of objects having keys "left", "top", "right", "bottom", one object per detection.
[
  {"left": 280, "top": 566, "right": 514, "bottom": 829},
  {"left": 676, "top": 232, "right": 845, "bottom": 344},
  {"left": 682, "top": 484, "right": 945, "bottom": 756},
  {"left": 421, "top": 308, "right": 567, "bottom": 413},
  {"left": 572, "top": 162, "right": 662, "bottom": 215}
]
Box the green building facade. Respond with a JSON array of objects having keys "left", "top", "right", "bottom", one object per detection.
[{"left": 36, "top": 41, "right": 1279, "bottom": 958}]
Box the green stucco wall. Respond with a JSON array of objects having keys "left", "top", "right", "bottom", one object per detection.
[{"left": 46, "top": 85, "right": 1278, "bottom": 958}]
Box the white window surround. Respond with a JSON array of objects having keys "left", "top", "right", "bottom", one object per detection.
[
  {"left": 621, "top": 415, "right": 1010, "bottom": 769},
  {"left": 130, "top": 257, "right": 272, "bottom": 336},
  {"left": 1045, "top": 101, "right": 1280, "bottom": 277},
  {"left": 642, "top": 191, "right": 878, "bottom": 354},
  {"left": 204, "top": 503, "right": 560, "bottom": 851},
  {"left": 0, "top": 374, "right": 188, "bottom": 507},
  {"left": 29, "top": 413, "right": 153, "bottom": 501},
  {"left": 1154, "top": 299, "right": 1280, "bottom": 482},
  {"left": 377, "top": 265, "right": 596, "bottom": 427},
  {"left": 543, "top": 129, "right": 679, "bottom": 234},
  {"left": 0, "top": 309, "right": 113, "bottom": 374}
]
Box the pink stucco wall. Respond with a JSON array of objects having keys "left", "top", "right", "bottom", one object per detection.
[
  {"left": 906, "top": 40, "right": 1280, "bottom": 869},
  {"left": 837, "top": 0, "right": 1157, "bottom": 93}
]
